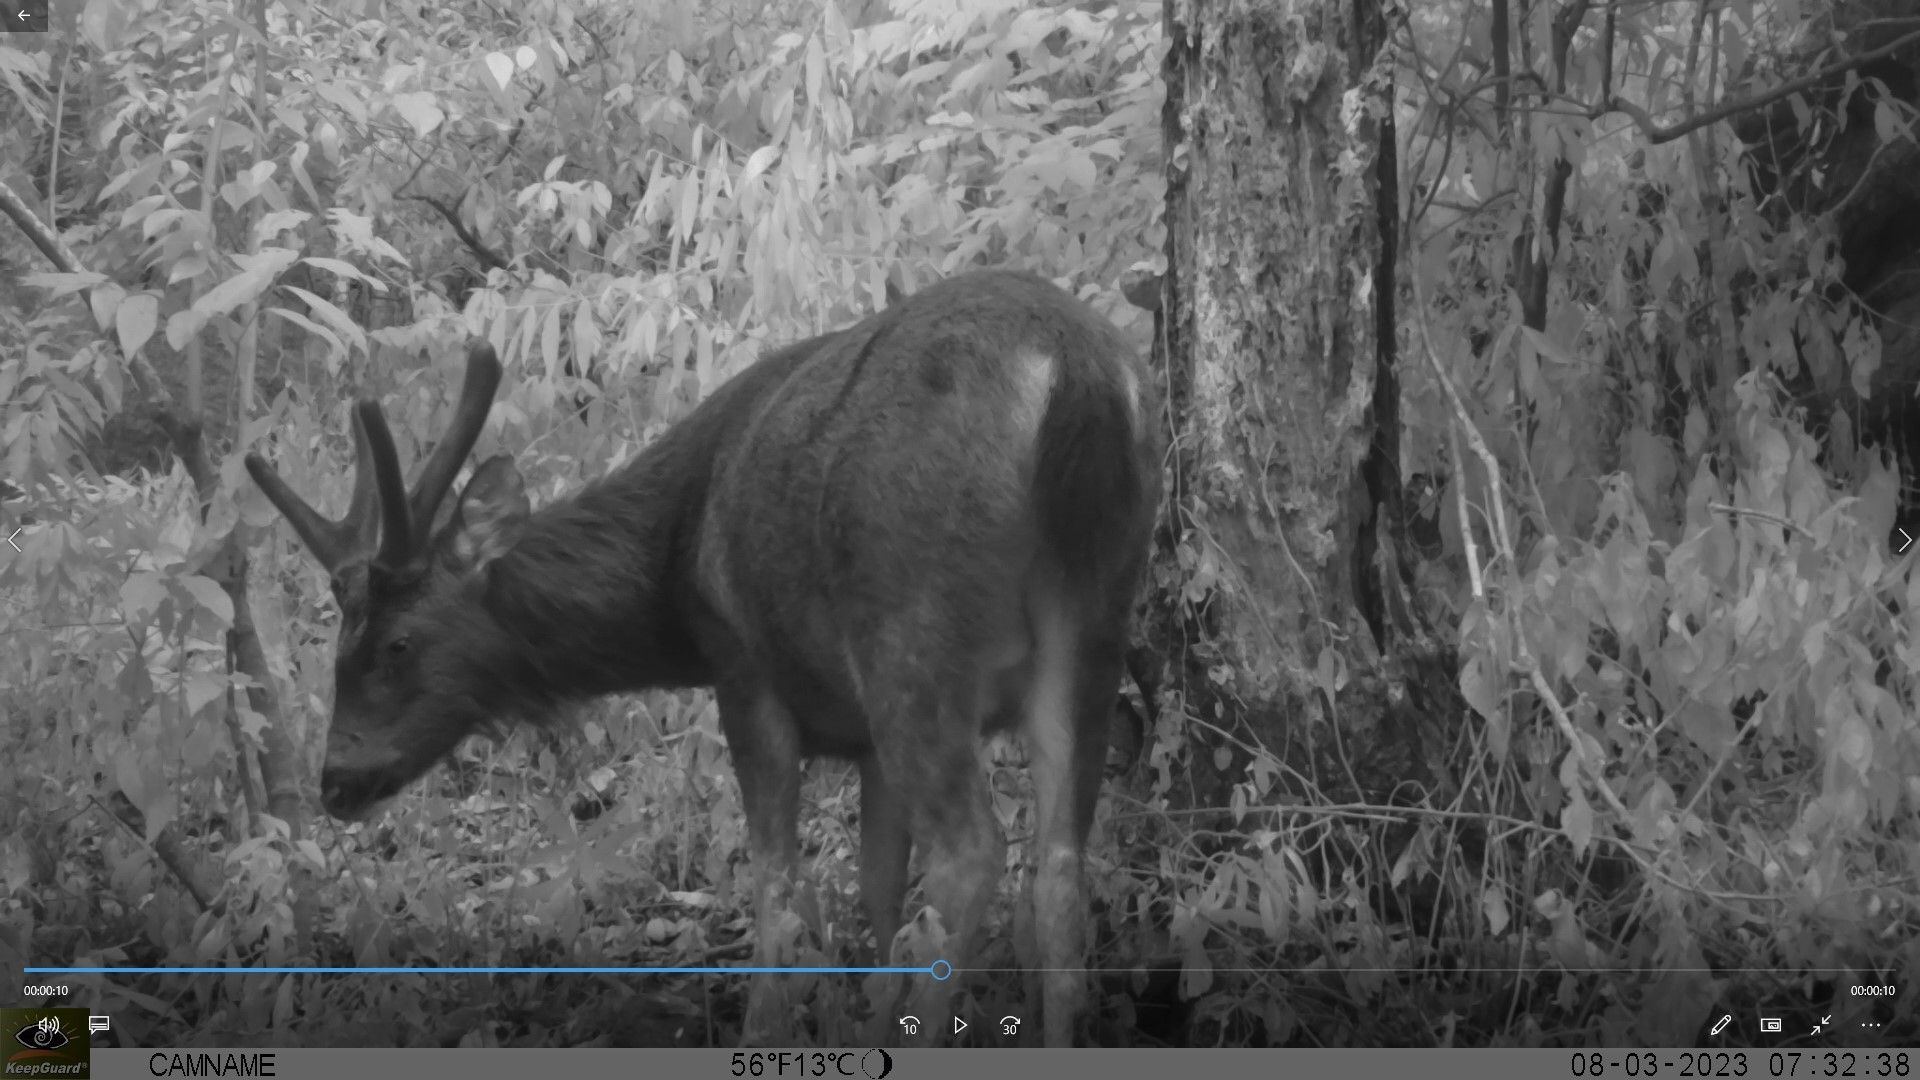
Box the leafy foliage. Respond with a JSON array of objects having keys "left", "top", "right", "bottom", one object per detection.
[
  {"left": 1399, "top": 0, "right": 1919, "bottom": 1045},
  {"left": 3, "top": 0, "right": 1175, "bottom": 1048},
  {"left": 2, "top": 0, "right": 1916, "bottom": 1051}
]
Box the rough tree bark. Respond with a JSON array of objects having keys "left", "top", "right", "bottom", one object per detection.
[{"left": 1153, "top": 0, "right": 1439, "bottom": 807}]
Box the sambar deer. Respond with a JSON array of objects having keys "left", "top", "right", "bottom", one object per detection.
[{"left": 247, "top": 269, "right": 1161, "bottom": 1046}]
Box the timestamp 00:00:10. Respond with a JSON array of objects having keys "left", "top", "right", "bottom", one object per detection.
[{"left": 1570, "top": 1053, "right": 1911, "bottom": 1078}]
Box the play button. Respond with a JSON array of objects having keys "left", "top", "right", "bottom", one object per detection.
[{"left": 952, "top": 1015, "right": 967, "bottom": 1035}]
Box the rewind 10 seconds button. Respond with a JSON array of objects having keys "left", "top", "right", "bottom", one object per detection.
[{"left": 7, "top": 0, "right": 49, "bottom": 33}]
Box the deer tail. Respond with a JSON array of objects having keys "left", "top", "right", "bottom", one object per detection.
[{"left": 1030, "top": 352, "right": 1151, "bottom": 593}]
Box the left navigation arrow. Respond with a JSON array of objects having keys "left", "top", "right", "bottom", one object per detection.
[{"left": 6, "top": 0, "right": 48, "bottom": 32}]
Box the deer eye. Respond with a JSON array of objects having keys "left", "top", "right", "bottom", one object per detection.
[{"left": 387, "top": 636, "right": 411, "bottom": 657}]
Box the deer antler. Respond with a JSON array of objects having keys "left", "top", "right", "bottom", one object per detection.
[
  {"left": 404, "top": 344, "right": 502, "bottom": 554},
  {"left": 247, "top": 344, "right": 503, "bottom": 572},
  {"left": 246, "top": 409, "right": 381, "bottom": 574}
]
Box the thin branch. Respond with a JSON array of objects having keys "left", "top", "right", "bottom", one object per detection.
[
  {"left": 409, "top": 192, "right": 512, "bottom": 271},
  {"left": 1605, "top": 27, "right": 1920, "bottom": 145},
  {"left": 1706, "top": 502, "right": 1814, "bottom": 541},
  {"left": 0, "top": 180, "right": 182, "bottom": 423},
  {"left": 1492, "top": 0, "right": 1511, "bottom": 137},
  {"left": 1410, "top": 249, "right": 1642, "bottom": 862},
  {"left": 94, "top": 794, "right": 219, "bottom": 912}
]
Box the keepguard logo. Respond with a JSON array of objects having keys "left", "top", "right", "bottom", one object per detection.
[{"left": 2, "top": 1009, "right": 90, "bottom": 1079}]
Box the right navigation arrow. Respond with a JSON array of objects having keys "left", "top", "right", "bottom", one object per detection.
[{"left": 1898, "top": 527, "right": 1915, "bottom": 554}]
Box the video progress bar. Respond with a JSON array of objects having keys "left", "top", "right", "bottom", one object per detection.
[{"left": 27, "top": 960, "right": 956, "bottom": 978}]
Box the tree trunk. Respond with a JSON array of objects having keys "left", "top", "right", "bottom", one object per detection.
[{"left": 1155, "top": 0, "right": 1434, "bottom": 806}]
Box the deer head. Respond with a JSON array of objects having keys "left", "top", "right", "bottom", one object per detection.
[{"left": 246, "top": 346, "right": 521, "bottom": 819}]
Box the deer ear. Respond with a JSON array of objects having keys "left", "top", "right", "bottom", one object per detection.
[{"left": 442, "top": 455, "right": 528, "bottom": 571}]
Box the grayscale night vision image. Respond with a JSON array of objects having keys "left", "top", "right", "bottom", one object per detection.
[{"left": 0, "top": 0, "right": 1914, "bottom": 1075}]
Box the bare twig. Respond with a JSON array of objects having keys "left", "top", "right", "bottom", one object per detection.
[
  {"left": 409, "top": 193, "right": 512, "bottom": 271},
  {"left": 1705, "top": 501, "right": 1814, "bottom": 540},
  {"left": 1409, "top": 257, "right": 1641, "bottom": 858},
  {"left": 1604, "top": 27, "right": 1920, "bottom": 145},
  {"left": 93, "top": 794, "right": 220, "bottom": 913},
  {"left": 0, "top": 181, "right": 179, "bottom": 418}
]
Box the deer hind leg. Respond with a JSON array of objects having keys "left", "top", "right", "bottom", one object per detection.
[
  {"left": 866, "top": 667, "right": 1006, "bottom": 1041},
  {"left": 716, "top": 683, "right": 804, "bottom": 1047},
  {"left": 857, "top": 753, "right": 914, "bottom": 1041},
  {"left": 859, "top": 753, "right": 912, "bottom": 963},
  {"left": 904, "top": 772, "right": 1004, "bottom": 1042},
  {"left": 1023, "top": 587, "right": 1122, "bottom": 1048}
]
